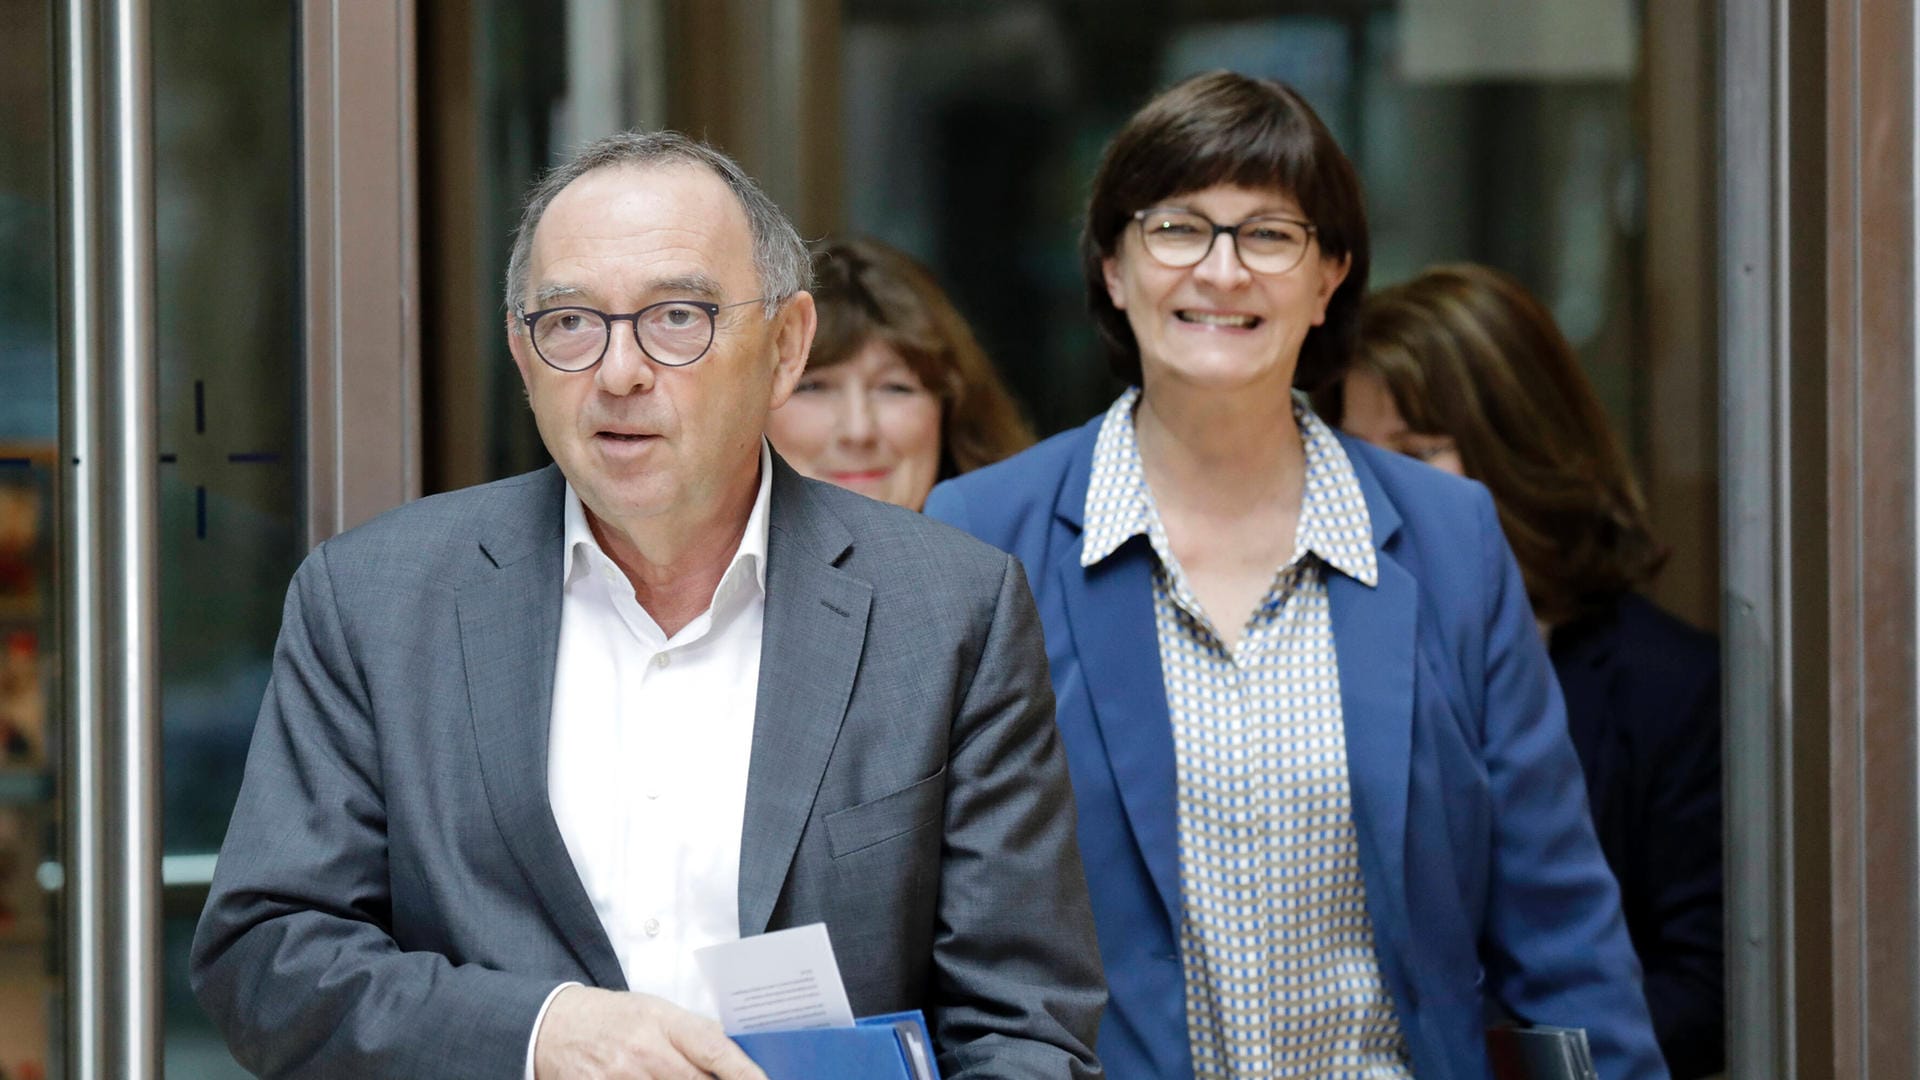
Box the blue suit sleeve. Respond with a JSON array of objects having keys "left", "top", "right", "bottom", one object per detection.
[{"left": 1470, "top": 492, "right": 1670, "bottom": 1080}]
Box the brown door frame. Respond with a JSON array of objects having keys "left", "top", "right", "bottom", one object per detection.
[
  {"left": 1824, "top": 0, "right": 1919, "bottom": 1073},
  {"left": 1723, "top": 0, "right": 1918, "bottom": 1075},
  {"left": 302, "top": 0, "right": 422, "bottom": 543}
]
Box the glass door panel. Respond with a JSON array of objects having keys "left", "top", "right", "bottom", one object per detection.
[
  {"left": 0, "top": 0, "right": 61, "bottom": 1076},
  {"left": 152, "top": 1, "right": 305, "bottom": 1075}
]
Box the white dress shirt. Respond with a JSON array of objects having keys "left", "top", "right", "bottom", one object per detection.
[{"left": 524, "top": 443, "right": 772, "bottom": 1077}]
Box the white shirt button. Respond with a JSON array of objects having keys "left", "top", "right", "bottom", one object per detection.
[
  {"left": 644, "top": 918, "right": 661, "bottom": 937},
  {"left": 654, "top": 653, "right": 671, "bottom": 669}
]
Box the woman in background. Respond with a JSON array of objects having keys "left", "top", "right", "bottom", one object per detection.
[
  {"left": 928, "top": 71, "right": 1665, "bottom": 1080},
  {"left": 1320, "top": 261, "right": 1723, "bottom": 1079},
  {"left": 767, "top": 237, "right": 1032, "bottom": 510}
]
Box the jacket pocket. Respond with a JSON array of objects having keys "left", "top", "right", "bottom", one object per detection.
[{"left": 824, "top": 767, "right": 946, "bottom": 859}]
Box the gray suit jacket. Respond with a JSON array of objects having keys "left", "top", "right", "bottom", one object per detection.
[{"left": 190, "top": 459, "right": 1105, "bottom": 1079}]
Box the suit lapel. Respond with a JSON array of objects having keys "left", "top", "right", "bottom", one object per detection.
[
  {"left": 460, "top": 466, "right": 627, "bottom": 990},
  {"left": 1057, "top": 536, "right": 1184, "bottom": 931},
  {"left": 1326, "top": 445, "right": 1418, "bottom": 970},
  {"left": 1050, "top": 422, "right": 1184, "bottom": 932},
  {"left": 737, "top": 460, "right": 873, "bottom": 936}
]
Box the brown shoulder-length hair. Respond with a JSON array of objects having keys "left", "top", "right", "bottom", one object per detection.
[
  {"left": 1082, "top": 70, "right": 1370, "bottom": 390},
  {"left": 808, "top": 238, "right": 1034, "bottom": 479},
  {"left": 1315, "top": 263, "right": 1666, "bottom": 625}
]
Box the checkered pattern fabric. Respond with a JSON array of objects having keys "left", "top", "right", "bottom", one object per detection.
[{"left": 1083, "top": 388, "right": 1411, "bottom": 1079}]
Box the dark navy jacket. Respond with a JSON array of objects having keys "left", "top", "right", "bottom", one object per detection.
[
  {"left": 1552, "top": 595, "right": 1723, "bottom": 1079},
  {"left": 927, "top": 415, "right": 1667, "bottom": 1080}
]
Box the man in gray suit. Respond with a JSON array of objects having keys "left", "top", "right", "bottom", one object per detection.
[{"left": 190, "top": 131, "right": 1103, "bottom": 1080}]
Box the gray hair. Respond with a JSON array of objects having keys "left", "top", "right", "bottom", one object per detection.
[{"left": 503, "top": 130, "right": 811, "bottom": 318}]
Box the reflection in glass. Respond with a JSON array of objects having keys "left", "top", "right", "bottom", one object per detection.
[
  {"left": 0, "top": 456, "right": 55, "bottom": 1078},
  {"left": 154, "top": 0, "right": 304, "bottom": 853},
  {"left": 443, "top": 0, "right": 1660, "bottom": 508},
  {"left": 0, "top": 0, "right": 59, "bottom": 1074},
  {"left": 838, "top": 2, "right": 1644, "bottom": 444},
  {"left": 155, "top": 1, "right": 305, "bottom": 1075}
]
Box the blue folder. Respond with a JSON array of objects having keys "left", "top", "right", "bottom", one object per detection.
[{"left": 733, "top": 1009, "right": 942, "bottom": 1080}]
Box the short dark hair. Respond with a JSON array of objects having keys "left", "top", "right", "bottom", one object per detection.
[
  {"left": 1081, "top": 70, "right": 1370, "bottom": 388},
  {"left": 1315, "top": 263, "right": 1667, "bottom": 625},
  {"left": 808, "top": 238, "right": 1034, "bottom": 479},
  {"left": 503, "top": 130, "right": 809, "bottom": 318}
]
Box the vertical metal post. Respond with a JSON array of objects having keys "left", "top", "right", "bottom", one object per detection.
[
  {"left": 54, "top": 0, "right": 104, "bottom": 1074},
  {"left": 57, "top": 0, "right": 162, "bottom": 1075},
  {"left": 1720, "top": 0, "right": 1793, "bottom": 1075},
  {"left": 104, "top": 0, "right": 164, "bottom": 1069}
]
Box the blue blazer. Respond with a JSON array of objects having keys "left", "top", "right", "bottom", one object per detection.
[{"left": 927, "top": 416, "right": 1667, "bottom": 1080}]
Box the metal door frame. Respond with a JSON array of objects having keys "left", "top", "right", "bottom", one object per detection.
[{"left": 54, "top": 2, "right": 419, "bottom": 1075}]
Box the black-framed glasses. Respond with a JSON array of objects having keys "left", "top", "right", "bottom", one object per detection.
[
  {"left": 517, "top": 296, "right": 772, "bottom": 372},
  {"left": 1132, "top": 208, "right": 1318, "bottom": 275}
]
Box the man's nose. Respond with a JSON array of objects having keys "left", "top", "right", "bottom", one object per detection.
[
  {"left": 594, "top": 323, "right": 655, "bottom": 396},
  {"left": 1192, "top": 232, "right": 1252, "bottom": 289}
]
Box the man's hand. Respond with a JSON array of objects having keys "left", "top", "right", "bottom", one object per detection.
[{"left": 533, "top": 986, "right": 770, "bottom": 1080}]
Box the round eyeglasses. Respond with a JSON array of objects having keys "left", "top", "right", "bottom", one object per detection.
[
  {"left": 1133, "top": 208, "right": 1318, "bottom": 275},
  {"left": 517, "top": 296, "right": 773, "bottom": 372}
]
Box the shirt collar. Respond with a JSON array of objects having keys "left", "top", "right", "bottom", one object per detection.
[
  {"left": 563, "top": 439, "right": 774, "bottom": 602},
  {"left": 1080, "top": 387, "right": 1378, "bottom": 587},
  {"left": 1079, "top": 388, "right": 1157, "bottom": 568},
  {"left": 1295, "top": 401, "right": 1377, "bottom": 586}
]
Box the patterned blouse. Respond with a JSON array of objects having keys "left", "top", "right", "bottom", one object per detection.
[{"left": 1080, "top": 388, "right": 1414, "bottom": 1079}]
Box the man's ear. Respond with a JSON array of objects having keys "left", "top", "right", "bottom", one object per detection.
[
  {"left": 767, "top": 290, "right": 818, "bottom": 409},
  {"left": 1310, "top": 253, "right": 1352, "bottom": 327}
]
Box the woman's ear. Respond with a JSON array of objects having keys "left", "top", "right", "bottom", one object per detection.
[
  {"left": 1102, "top": 255, "right": 1128, "bottom": 311},
  {"left": 1310, "top": 253, "right": 1352, "bottom": 326}
]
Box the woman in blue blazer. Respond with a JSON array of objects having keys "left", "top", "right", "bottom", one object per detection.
[
  {"left": 1326, "top": 263, "right": 1722, "bottom": 1077},
  {"left": 926, "top": 73, "right": 1666, "bottom": 1080}
]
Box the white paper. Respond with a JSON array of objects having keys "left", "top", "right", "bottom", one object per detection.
[{"left": 693, "top": 923, "right": 857, "bottom": 1035}]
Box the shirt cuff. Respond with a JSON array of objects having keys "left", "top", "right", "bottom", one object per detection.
[{"left": 524, "top": 981, "right": 581, "bottom": 1080}]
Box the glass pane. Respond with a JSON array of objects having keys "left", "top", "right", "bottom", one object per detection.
[
  {"left": 154, "top": 0, "right": 304, "bottom": 1074},
  {"left": 840, "top": 2, "right": 1646, "bottom": 438},
  {"left": 439, "top": 0, "right": 1711, "bottom": 628},
  {"left": 456, "top": 0, "right": 570, "bottom": 484},
  {"left": 0, "top": 0, "right": 60, "bottom": 1074}
]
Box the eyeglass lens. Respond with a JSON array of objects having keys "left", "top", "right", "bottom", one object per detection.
[
  {"left": 1138, "top": 210, "right": 1312, "bottom": 274},
  {"left": 530, "top": 302, "right": 717, "bottom": 370}
]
